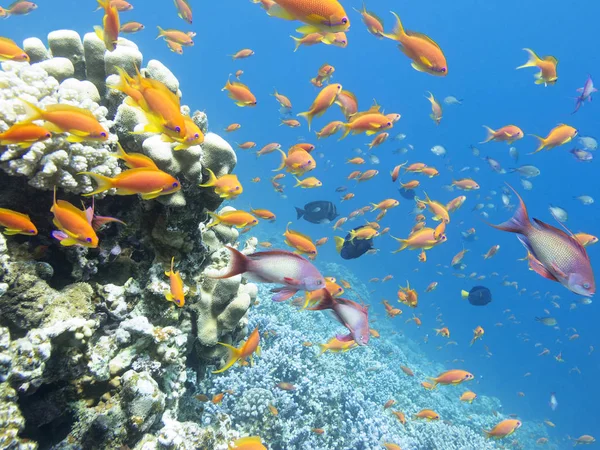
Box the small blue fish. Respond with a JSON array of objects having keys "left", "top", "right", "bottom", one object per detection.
[{"left": 573, "top": 75, "right": 597, "bottom": 114}]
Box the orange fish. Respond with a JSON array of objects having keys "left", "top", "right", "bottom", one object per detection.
[
  {"left": 339, "top": 105, "right": 393, "bottom": 139},
  {"left": 212, "top": 393, "right": 224, "bottom": 404},
  {"left": 250, "top": 208, "right": 276, "bottom": 221},
  {"left": 297, "top": 83, "right": 342, "bottom": 130},
  {"left": 208, "top": 210, "right": 258, "bottom": 229},
  {"left": 0, "top": 36, "right": 29, "bottom": 61},
  {"left": 80, "top": 168, "right": 180, "bottom": 200},
  {"left": 291, "top": 32, "right": 325, "bottom": 51},
  {"left": 281, "top": 119, "right": 301, "bottom": 128},
  {"left": 371, "top": 198, "right": 399, "bottom": 211},
  {"left": 368, "top": 132, "right": 389, "bottom": 149},
  {"left": 275, "top": 148, "right": 315, "bottom": 176},
  {"left": 165, "top": 39, "right": 183, "bottom": 54},
  {"left": 481, "top": 125, "right": 524, "bottom": 144},
  {"left": 276, "top": 382, "right": 296, "bottom": 391},
  {"left": 358, "top": 169, "right": 378, "bottom": 182},
  {"left": 318, "top": 336, "right": 358, "bottom": 355},
  {"left": 173, "top": 0, "right": 192, "bottom": 24},
  {"left": 268, "top": 0, "right": 350, "bottom": 35},
  {"left": 114, "top": 142, "right": 158, "bottom": 169},
  {"left": 156, "top": 26, "right": 195, "bottom": 45},
  {"left": 311, "top": 428, "right": 325, "bottom": 435},
  {"left": 294, "top": 176, "right": 322, "bottom": 188},
  {"left": 316, "top": 120, "right": 345, "bottom": 139},
  {"left": 483, "top": 419, "right": 522, "bottom": 439},
  {"left": 406, "top": 314, "right": 422, "bottom": 326},
  {"left": 391, "top": 164, "right": 402, "bottom": 182},
  {"left": 530, "top": 124, "right": 577, "bottom": 153},
  {"left": 231, "top": 48, "right": 254, "bottom": 59},
  {"left": 421, "top": 381, "right": 436, "bottom": 391},
  {"left": 575, "top": 232, "right": 598, "bottom": 247},
  {"left": 429, "top": 369, "right": 474, "bottom": 387},
  {"left": 452, "top": 178, "right": 480, "bottom": 190},
  {"left": 425, "top": 91, "right": 442, "bottom": 125},
  {"left": 516, "top": 48, "right": 558, "bottom": 86},
  {"left": 0, "top": 123, "right": 51, "bottom": 148},
  {"left": 354, "top": 2, "right": 384, "bottom": 37},
  {"left": 228, "top": 436, "right": 267, "bottom": 450},
  {"left": 0, "top": 208, "right": 37, "bottom": 236},
  {"left": 460, "top": 391, "right": 477, "bottom": 403},
  {"left": 384, "top": 399, "right": 396, "bottom": 409},
  {"left": 120, "top": 21, "right": 145, "bottom": 33},
  {"left": 257, "top": 142, "right": 281, "bottom": 156},
  {"left": 225, "top": 123, "right": 241, "bottom": 132},
  {"left": 391, "top": 410, "right": 406, "bottom": 425},
  {"left": 383, "top": 444, "right": 402, "bottom": 450},
  {"left": 315, "top": 237, "right": 328, "bottom": 246},
  {"left": 20, "top": 100, "right": 109, "bottom": 143},
  {"left": 400, "top": 180, "right": 419, "bottom": 190},
  {"left": 400, "top": 365, "right": 414, "bottom": 377},
  {"left": 222, "top": 77, "right": 257, "bottom": 107},
  {"left": 384, "top": 12, "right": 447, "bottom": 76},
  {"left": 434, "top": 327, "right": 450, "bottom": 338},
  {"left": 213, "top": 327, "right": 260, "bottom": 373},
  {"left": 391, "top": 227, "right": 446, "bottom": 252},
  {"left": 164, "top": 257, "right": 185, "bottom": 307},
  {"left": 446, "top": 196, "right": 467, "bottom": 213},
  {"left": 95, "top": 0, "right": 120, "bottom": 51},
  {"left": 347, "top": 157, "right": 365, "bottom": 165},
  {"left": 335, "top": 90, "right": 358, "bottom": 119},
  {"left": 284, "top": 222, "right": 317, "bottom": 258},
  {"left": 238, "top": 141, "right": 257, "bottom": 150},
  {"left": 414, "top": 409, "right": 440, "bottom": 420},
  {"left": 199, "top": 168, "right": 243, "bottom": 200},
  {"left": 273, "top": 90, "right": 292, "bottom": 109}
]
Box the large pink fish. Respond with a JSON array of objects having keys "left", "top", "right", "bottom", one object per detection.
[
  {"left": 491, "top": 184, "right": 595, "bottom": 297},
  {"left": 210, "top": 247, "right": 325, "bottom": 300},
  {"left": 309, "top": 293, "right": 370, "bottom": 345}
]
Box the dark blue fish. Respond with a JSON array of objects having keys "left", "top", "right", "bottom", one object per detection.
[
  {"left": 461, "top": 286, "right": 492, "bottom": 306},
  {"left": 335, "top": 226, "right": 374, "bottom": 260},
  {"left": 295, "top": 201, "right": 339, "bottom": 224}
]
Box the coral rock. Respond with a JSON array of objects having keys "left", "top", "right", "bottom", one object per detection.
[{"left": 120, "top": 370, "right": 166, "bottom": 434}]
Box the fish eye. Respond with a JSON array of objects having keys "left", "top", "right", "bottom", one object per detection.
[
  {"left": 441, "top": 68, "right": 447, "bottom": 72},
  {"left": 172, "top": 182, "right": 179, "bottom": 187},
  {"left": 86, "top": 237, "right": 92, "bottom": 243},
  {"left": 100, "top": 132, "right": 107, "bottom": 138},
  {"left": 45, "top": 133, "right": 51, "bottom": 138},
  {"left": 584, "top": 283, "right": 591, "bottom": 289},
  {"left": 194, "top": 134, "right": 199, "bottom": 139},
  {"left": 175, "top": 126, "right": 181, "bottom": 132},
  {"left": 342, "top": 17, "right": 348, "bottom": 24},
  {"left": 387, "top": 122, "right": 392, "bottom": 127},
  {"left": 29, "top": 229, "right": 36, "bottom": 234}
]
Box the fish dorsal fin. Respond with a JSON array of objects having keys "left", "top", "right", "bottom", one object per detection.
[
  {"left": 55, "top": 200, "right": 88, "bottom": 225},
  {"left": 341, "top": 89, "right": 358, "bottom": 103},
  {"left": 405, "top": 30, "right": 440, "bottom": 49},
  {"left": 540, "top": 216, "right": 589, "bottom": 259},
  {"left": 0, "top": 36, "right": 17, "bottom": 46},
  {"left": 289, "top": 228, "right": 314, "bottom": 242},
  {"left": 543, "top": 55, "right": 558, "bottom": 65},
  {"left": 0, "top": 208, "right": 29, "bottom": 219},
  {"left": 368, "top": 10, "right": 384, "bottom": 25},
  {"left": 45, "top": 103, "right": 96, "bottom": 118}
]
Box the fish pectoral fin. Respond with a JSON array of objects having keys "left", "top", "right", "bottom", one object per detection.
[
  {"left": 336, "top": 333, "right": 354, "bottom": 342},
  {"left": 560, "top": 137, "right": 573, "bottom": 145},
  {"left": 419, "top": 55, "right": 433, "bottom": 68},
  {"left": 283, "top": 277, "right": 302, "bottom": 286},
  {"left": 527, "top": 254, "right": 558, "bottom": 281},
  {"left": 2, "top": 229, "right": 21, "bottom": 235},
  {"left": 410, "top": 62, "right": 427, "bottom": 73},
  {"left": 296, "top": 24, "right": 321, "bottom": 35},
  {"left": 267, "top": 4, "right": 296, "bottom": 20},
  {"left": 550, "top": 262, "right": 567, "bottom": 280},
  {"left": 140, "top": 189, "right": 164, "bottom": 200},
  {"left": 164, "top": 291, "right": 174, "bottom": 301}
]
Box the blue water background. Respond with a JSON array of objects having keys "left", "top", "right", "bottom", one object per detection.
[{"left": 3, "top": 0, "right": 600, "bottom": 445}]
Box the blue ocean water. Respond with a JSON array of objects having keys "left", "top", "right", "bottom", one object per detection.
[{"left": 3, "top": 0, "right": 600, "bottom": 448}]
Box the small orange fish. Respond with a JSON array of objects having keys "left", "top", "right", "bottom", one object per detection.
[
  {"left": 173, "top": 0, "right": 192, "bottom": 24},
  {"left": 339, "top": 105, "right": 393, "bottom": 139},
  {"left": 164, "top": 257, "right": 185, "bottom": 307},
  {"left": 291, "top": 32, "right": 325, "bottom": 51},
  {"left": 268, "top": 0, "right": 350, "bottom": 35},
  {"left": 228, "top": 436, "right": 266, "bottom": 450},
  {"left": 268, "top": 404, "right": 278, "bottom": 416},
  {"left": 284, "top": 222, "right": 317, "bottom": 258},
  {"left": 238, "top": 141, "right": 257, "bottom": 150},
  {"left": 414, "top": 409, "right": 440, "bottom": 420},
  {"left": 0, "top": 123, "right": 51, "bottom": 148},
  {"left": 120, "top": 21, "right": 145, "bottom": 33},
  {"left": 434, "top": 327, "right": 450, "bottom": 338},
  {"left": 530, "top": 124, "right": 577, "bottom": 153},
  {"left": 5, "top": 1, "right": 37, "bottom": 16},
  {"left": 368, "top": 132, "right": 389, "bottom": 149},
  {"left": 222, "top": 77, "right": 257, "bottom": 107},
  {"left": 481, "top": 125, "right": 524, "bottom": 144},
  {"left": 516, "top": 48, "right": 557, "bottom": 86},
  {"left": 383, "top": 444, "right": 402, "bottom": 450},
  {"left": 0, "top": 36, "right": 29, "bottom": 61},
  {"left": 212, "top": 393, "right": 224, "bottom": 404},
  {"left": 460, "top": 391, "right": 477, "bottom": 403},
  {"left": 0, "top": 208, "right": 37, "bottom": 236},
  {"left": 384, "top": 12, "right": 447, "bottom": 76},
  {"left": 199, "top": 168, "right": 243, "bottom": 200},
  {"left": 273, "top": 90, "right": 292, "bottom": 109},
  {"left": 483, "top": 419, "right": 522, "bottom": 439},
  {"left": 334, "top": 90, "right": 358, "bottom": 120},
  {"left": 250, "top": 208, "right": 276, "bottom": 221},
  {"left": 276, "top": 382, "right": 296, "bottom": 391},
  {"left": 400, "top": 365, "right": 414, "bottom": 377},
  {"left": 80, "top": 168, "right": 180, "bottom": 200},
  {"left": 391, "top": 410, "right": 406, "bottom": 425},
  {"left": 207, "top": 210, "right": 258, "bottom": 229},
  {"left": 354, "top": 3, "right": 384, "bottom": 37},
  {"left": 311, "top": 428, "right": 325, "bottom": 435},
  {"left": 317, "top": 336, "right": 358, "bottom": 355},
  {"left": 230, "top": 48, "right": 254, "bottom": 59},
  {"left": 225, "top": 123, "right": 241, "bottom": 132},
  {"left": 384, "top": 399, "right": 396, "bottom": 409},
  {"left": 425, "top": 91, "right": 442, "bottom": 125},
  {"left": 429, "top": 369, "right": 474, "bottom": 386},
  {"left": 316, "top": 120, "right": 345, "bottom": 139},
  {"left": 400, "top": 180, "right": 419, "bottom": 190},
  {"left": 95, "top": 0, "right": 120, "bottom": 51},
  {"left": 281, "top": 119, "right": 301, "bottom": 128},
  {"left": 297, "top": 83, "right": 342, "bottom": 130},
  {"left": 294, "top": 176, "right": 322, "bottom": 188},
  {"left": 358, "top": 169, "right": 378, "bottom": 182},
  {"left": 114, "top": 142, "right": 158, "bottom": 169},
  {"left": 452, "top": 178, "right": 480, "bottom": 190},
  {"left": 315, "top": 237, "right": 328, "bottom": 246},
  {"left": 213, "top": 328, "right": 260, "bottom": 373},
  {"left": 156, "top": 26, "right": 195, "bottom": 45}
]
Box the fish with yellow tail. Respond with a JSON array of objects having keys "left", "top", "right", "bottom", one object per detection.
[
  {"left": 199, "top": 168, "right": 243, "bottom": 200},
  {"left": 95, "top": 0, "right": 120, "bottom": 51},
  {"left": 516, "top": 48, "right": 557, "bottom": 86},
  {"left": 413, "top": 409, "right": 440, "bottom": 421},
  {"left": 213, "top": 328, "right": 260, "bottom": 373},
  {"left": 79, "top": 168, "right": 181, "bottom": 200},
  {"left": 470, "top": 326, "right": 484, "bottom": 346},
  {"left": 164, "top": 257, "right": 185, "bottom": 307},
  {"left": 425, "top": 92, "right": 442, "bottom": 125},
  {"left": 390, "top": 227, "right": 447, "bottom": 252},
  {"left": 0, "top": 36, "right": 29, "bottom": 62},
  {"left": 529, "top": 124, "right": 577, "bottom": 154},
  {"left": 267, "top": 0, "right": 350, "bottom": 35},
  {"left": 228, "top": 436, "right": 267, "bottom": 450},
  {"left": 0, "top": 123, "right": 51, "bottom": 148},
  {"left": 384, "top": 12, "right": 447, "bottom": 76},
  {"left": 490, "top": 184, "right": 595, "bottom": 297},
  {"left": 317, "top": 336, "right": 358, "bottom": 356},
  {"left": 483, "top": 419, "right": 522, "bottom": 439},
  {"left": 429, "top": 369, "right": 474, "bottom": 387},
  {"left": 0, "top": 208, "right": 37, "bottom": 236},
  {"left": 297, "top": 83, "right": 342, "bottom": 130}
]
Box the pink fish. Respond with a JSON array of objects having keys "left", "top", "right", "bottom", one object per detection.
[
  {"left": 308, "top": 293, "right": 370, "bottom": 345},
  {"left": 491, "top": 184, "right": 595, "bottom": 297},
  {"left": 573, "top": 75, "right": 597, "bottom": 114},
  {"left": 209, "top": 247, "right": 325, "bottom": 301}
]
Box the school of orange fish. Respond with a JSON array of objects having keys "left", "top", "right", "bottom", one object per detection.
[{"left": 0, "top": 0, "right": 598, "bottom": 449}]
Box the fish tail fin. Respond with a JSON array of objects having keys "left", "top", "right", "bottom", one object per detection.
[
  {"left": 199, "top": 167, "right": 217, "bottom": 187},
  {"left": 480, "top": 125, "right": 496, "bottom": 143},
  {"left": 212, "top": 344, "right": 242, "bottom": 374},
  {"left": 290, "top": 35, "right": 302, "bottom": 52},
  {"left": 461, "top": 290, "right": 469, "bottom": 299},
  {"left": 164, "top": 256, "right": 175, "bottom": 277},
  {"left": 306, "top": 291, "right": 334, "bottom": 311},
  {"left": 489, "top": 183, "right": 531, "bottom": 234},
  {"left": 295, "top": 207, "right": 305, "bottom": 220},
  {"left": 338, "top": 123, "right": 351, "bottom": 140},
  {"left": 96, "top": 0, "right": 110, "bottom": 10},
  {"left": 208, "top": 246, "right": 249, "bottom": 279},
  {"left": 483, "top": 428, "right": 491, "bottom": 438},
  {"left": 273, "top": 149, "right": 287, "bottom": 172},
  {"left": 93, "top": 25, "right": 105, "bottom": 42},
  {"left": 390, "top": 235, "right": 408, "bottom": 253},
  {"left": 334, "top": 236, "right": 345, "bottom": 254},
  {"left": 516, "top": 48, "right": 541, "bottom": 69},
  {"left": 19, "top": 99, "right": 44, "bottom": 123},
  {"left": 206, "top": 211, "right": 222, "bottom": 228},
  {"left": 297, "top": 111, "right": 312, "bottom": 131},
  {"left": 427, "top": 377, "right": 438, "bottom": 387},
  {"left": 156, "top": 25, "right": 166, "bottom": 39},
  {"left": 317, "top": 344, "right": 327, "bottom": 357},
  {"left": 528, "top": 134, "right": 546, "bottom": 154},
  {"left": 384, "top": 11, "right": 406, "bottom": 41},
  {"left": 79, "top": 172, "right": 114, "bottom": 196}
]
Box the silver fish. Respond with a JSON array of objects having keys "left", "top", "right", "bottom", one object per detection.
[
  {"left": 578, "top": 136, "right": 597, "bottom": 150},
  {"left": 394, "top": 133, "right": 407, "bottom": 141},
  {"left": 549, "top": 205, "right": 568, "bottom": 222},
  {"left": 573, "top": 76, "right": 597, "bottom": 114},
  {"left": 485, "top": 156, "right": 505, "bottom": 173},
  {"left": 520, "top": 179, "right": 533, "bottom": 190},
  {"left": 444, "top": 96, "right": 463, "bottom": 105},
  {"left": 491, "top": 185, "right": 595, "bottom": 297},
  {"left": 570, "top": 148, "right": 593, "bottom": 162},
  {"left": 509, "top": 147, "right": 519, "bottom": 162},
  {"left": 369, "top": 154, "right": 380, "bottom": 164},
  {"left": 470, "top": 145, "right": 480, "bottom": 156},
  {"left": 431, "top": 145, "right": 446, "bottom": 156},
  {"left": 574, "top": 195, "right": 594, "bottom": 205},
  {"left": 509, "top": 165, "right": 540, "bottom": 178}
]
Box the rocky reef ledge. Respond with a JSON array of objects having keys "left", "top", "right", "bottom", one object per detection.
[{"left": 0, "top": 30, "right": 255, "bottom": 449}]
